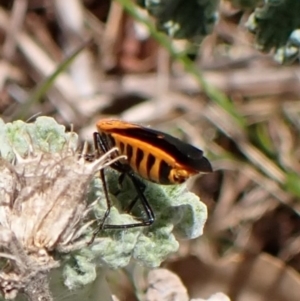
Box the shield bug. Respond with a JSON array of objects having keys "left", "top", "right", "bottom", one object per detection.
[{"left": 94, "top": 119, "right": 212, "bottom": 231}]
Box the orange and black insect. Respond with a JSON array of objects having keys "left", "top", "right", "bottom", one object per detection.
[{"left": 94, "top": 119, "right": 212, "bottom": 231}]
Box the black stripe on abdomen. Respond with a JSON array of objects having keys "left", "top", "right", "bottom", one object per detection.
[
  {"left": 135, "top": 148, "right": 144, "bottom": 171},
  {"left": 126, "top": 144, "right": 133, "bottom": 162},
  {"left": 158, "top": 160, "right": 172, "bottom": 184},
  {"left": 119, "top": 141, "right": 125, "bottom": 154},
  {"left": 146, "top": 154, "right": 155, "bottom": 178}
]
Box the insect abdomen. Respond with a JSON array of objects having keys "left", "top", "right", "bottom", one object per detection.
[{"left": 107, "top": 133, "right": 172, "bottom": 184}]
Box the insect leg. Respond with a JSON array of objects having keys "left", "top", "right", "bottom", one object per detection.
[
  {"left": 93, "top": 132, "right": 103, "bottom": 155},
  {"left": 93, "top": 132, "right": 112, "bottom": 223},
  {"left": 127, "top": 173, "right": 154, "bottom": 223},
  {"left": 94, "top": 132, "right": 132, "bottom": 171},
  {"left": 124, "top": 175, "right": 146, "bottom": 214},
  {"left": 90, "top": 132, "right": 116, "bottom": 243},
  {"left": 101, "top": 172, "right": 154, "bottom": 230},
  {"left": 116, "top": 171, "right": 147, "bottom": 214}
]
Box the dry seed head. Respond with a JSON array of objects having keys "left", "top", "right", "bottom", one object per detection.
[{"left": 0, "top": 145, "right": 120, "bottom": 253}]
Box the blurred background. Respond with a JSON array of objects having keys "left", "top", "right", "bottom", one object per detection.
[{"left": 1, "top": 0, "right": 300, "bottom": 300}]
